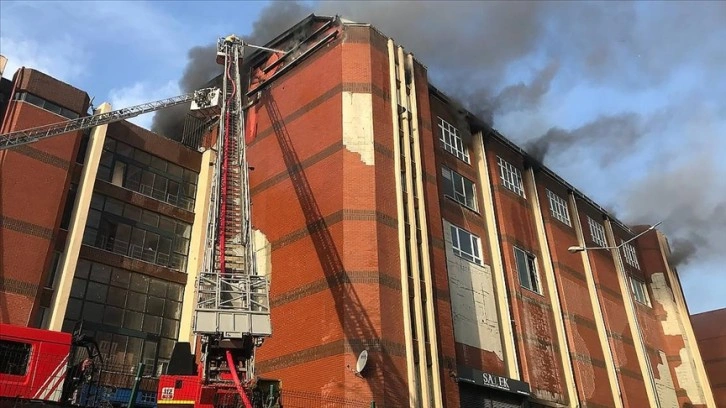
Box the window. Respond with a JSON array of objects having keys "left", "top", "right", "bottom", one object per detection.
[
  {"left": 587, "top": 217, "right": 607, "bottom": 247},
  {"left": 514, "top": 247, "right": 541, "bottom": 294},
  {"left": 546, "top": 189, "right": 571, "bottom": 226},
  {"left": 83, "top": 193, "right": 191, "bottom": 272},
  {"left": 628, "top": 275, "right": 651, "bottom": 306},
  {"left": 441, "top": 166, "right": 477, "bottom": 211},
  {"left": 14, "top": 91, "right": 80, "bottom": 119},
  {"left": 497, "top": 156, "right": 525, "bottom": 197},
  {"left": 621, "top": 241, "right": 640, "bottom": 269},
  {"left": 438, "top": 117, "right": 470, "bottom": 163},
  {"left": 97, "top": 139, "right": 198, "bottom": 211},
  {"left": 449, "top": 224, "right": 482, "bottom": 265},
  {"left": 63, "top": 260, "right": 185, "bottom": 372},
  {"left": 0, "top": 340, "right": 31, "bottom": 376}
]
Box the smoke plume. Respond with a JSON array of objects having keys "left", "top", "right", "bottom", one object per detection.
[
  {"left": 151, "top": 1, "right": 313, "bottom": 138},
  {"left": 525, "top": 113, "right": 644, "bottom": 164}
]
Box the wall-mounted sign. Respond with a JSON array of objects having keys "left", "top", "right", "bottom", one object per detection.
[{"left": 457, "top": 365, "right": 531, "bottom": 396}]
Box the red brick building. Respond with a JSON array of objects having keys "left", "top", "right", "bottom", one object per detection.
[
  {"left": 692, "top": 309, "right": 726, "bottom": 407},
  {"left": 239, "top": 15, "right": 717, "bottom": 407},
  {"left": 0, "top": 65, "right": 207, "bottom": 386},
  {"left": 0, "top": 14, "right": 718, "bottom": 408}
]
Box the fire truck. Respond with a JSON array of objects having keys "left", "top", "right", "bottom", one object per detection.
[{"left": 0, "top": 35, "right": 283, "bottom": 408}]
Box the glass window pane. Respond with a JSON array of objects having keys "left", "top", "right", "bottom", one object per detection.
[
  {"left": 167, "top": 285, "right": 183, "bottom": 302},
  {"left": 148, "top": 280, "right": 167, "bottom": 298},
  {"left": 123, "top": 205, "right": 142, "bottom": 222},
  {"left": 125, "top": 337, "right": 143, "bottom": 366},
  {"left": 159, "top": 338, "right": 175, "bottom": 360},
  {"left": 70, "top": 277, "right": 87, "bottom": 298},
  {"left": 173, "top": 237, "right": 189, "bottom": 255},
  {"left": 97, "top": 166, "right": 111, "bottom": 182},
  {"left": 150, "top": 156, "right": 167, "bottom": 172},
  {"left": 142, "top": 211, "right": 160, "bottom": 228},
  {"left": 104, "top": 306, "right": 124, "bottom": 327},
  {"left": 116, "top": 142, "right": 133, "bottom": 158},
  {"left": 140, "top": 172, "right": 155, "bottom": 195},
  {"left": 65, "top": 298, "right": 82, "bottom": 320},
  {"left": 167, "top": 163, "right": 183, "bottom": 179},
  {"left": 164, "top": 300, "right": 181, "bottom": 320},
  {"left": 107, "top": 288, "right": 127, "bottom": 308},
  {"left": 90, "top": 263, "right": 112, "bottom": 284},
  {"left": 82, "top": 302, "right": 104, "bottom": 323},
  {"left": 147, "top": 296, "right": 165, "bottom": 316},
  {"left": 134, "top": 149, "right": 151, "bottom": 165},
  {"left": 104, "top": 198, "right": 124, "bottom": 216},
  {"left": 143, "top": 315, "right": 162, "bottom": 335},
  {"left": 129, "top": 229, "right": 145, "bottom": 258},
  {"left": 76, "top": 260, "right": 91, "bottom": 279},
  {"left": 182, "top": 169, "right": 196, "bottom": 183},
  {"left": 100, "top": 150, "right": 114, "bottom": 167},
  {"left": 159, "top": 217, "right": 175, "bottom": 234},
  {"left": 86, "top": 209, "right": 101, "bottom": 229},
  {"left": 515, "top": 249, "right": 531, "bottom": 289},
  {"left": 130, "top": 273, "right": 149, "bottom": 293},
  {"left": 86, "top": 282, "right": 108, "bottom": 303},
  {"left": 123, "top": 311, "right": 143, "bottom": 332},
  {"left": 91, "top": 194, "right": 105, "bottom": 210},
  {"left": 110, "top": 268, "right": 130, "bottom": 288},
  {"left": 162, "top": 318, "right": 180, "bottom": 339},
  {"left": 176, "top": 223, "right": 191, "bottom": 239},
  {"left": 104, "top": 138, "right": 116, "bottom": 152}
]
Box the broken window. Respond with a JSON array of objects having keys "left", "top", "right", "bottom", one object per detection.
[{"left": 514, "top": 247, "right": 541, "bottom": 294}]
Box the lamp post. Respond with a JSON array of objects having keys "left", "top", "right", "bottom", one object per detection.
[
  {"left": 567, "top": 221, "right": 662, "bottom": 254},
  {"left": 568, "top": 220, "right": 663, "bottom": 408}
]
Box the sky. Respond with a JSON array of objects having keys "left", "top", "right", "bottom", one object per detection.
[{"left": 1, "top": 1, "right": 724, "bottom": 314}]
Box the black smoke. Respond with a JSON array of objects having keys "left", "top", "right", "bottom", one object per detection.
[{"left": 150, "top": 1, "right": 313, "bottom": 138}]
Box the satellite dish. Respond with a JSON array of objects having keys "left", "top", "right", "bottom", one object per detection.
[{"left": 355, "top": 350, "right": 368, "bottom": 374}]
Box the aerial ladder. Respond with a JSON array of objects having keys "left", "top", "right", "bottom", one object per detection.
[{"left": 0, "top": 35, "right": 283, "bottom": 407}]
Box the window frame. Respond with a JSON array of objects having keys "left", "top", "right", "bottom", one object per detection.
[
  {"left": 441, "top": 166, "right": 478, "bottom": 211},
  {"left": 438, "top": 117, "right": 470, "bottom": 164},
  {"left": 496, "top": 156, "right": 525, "bottom": 197},
  {"left": 621, "top": 240, "right": 640, "bottom": 269},
  {"left": 587, "top": 216, "right": 608, "bottom": 247},
  {"left": 546, "top": 189, "right": 571, "bottom": 226},
  {"left": 628, "top": 275, "right": 651, "bottom": 307},
  {"left": 513, "top": 247, "right": 542, "bottom": 294},
  {"left": 449, "top": 223, "right": 483, "bottom": 265}
]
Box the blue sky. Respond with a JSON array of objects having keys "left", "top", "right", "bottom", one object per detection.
[{"left": 1, "top": 1, "right": 724, "bottom": 314}]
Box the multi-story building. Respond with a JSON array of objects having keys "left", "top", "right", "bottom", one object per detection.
[
  {"left": 238, "top": 15, "right": 716, "bottom": 408},
  {"left": 0, "top": 14, "right": 718, "bottom": 408},
  {"left": 692, "top": 309, "right": 726, "bottom": 406},
  {"left": 0, "top": 67, "right": 209, "bottom": 377}
]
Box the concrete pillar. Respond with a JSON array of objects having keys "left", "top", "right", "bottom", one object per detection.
[{"left": 48, "top": 102, "right": 111, "bottom": 331}]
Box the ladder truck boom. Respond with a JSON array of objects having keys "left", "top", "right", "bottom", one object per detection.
[{"left": 0, "top": 87, "right": 220, "bottom": 150}]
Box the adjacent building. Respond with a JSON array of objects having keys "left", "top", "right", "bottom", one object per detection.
[
  {"left": 0, "top": 14, "right": 718, "bottom": 408},
  {"left": 692, "top": 309, "right": 726, "bottom": 407},
  {"left": 0, "top": 67, "right": 209, "bottom": 379}
]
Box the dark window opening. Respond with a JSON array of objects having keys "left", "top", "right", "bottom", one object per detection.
[{"left": 0, "top": 340, "right": 31, "bottom": 376}]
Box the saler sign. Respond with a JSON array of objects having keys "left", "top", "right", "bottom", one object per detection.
[{"left": 457, "top": 365, "right": 531, "bottom": 396}]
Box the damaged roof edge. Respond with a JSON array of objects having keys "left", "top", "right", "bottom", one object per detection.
[
  {"left": 247, "top": 14, "right": 337, "bottom": 62},
  {"left": 428, "top": 83, "right": 636, "bottom": 235}
]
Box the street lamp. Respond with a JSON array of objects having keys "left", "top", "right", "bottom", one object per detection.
[{"left": 567, "top": 221, "right": 662, "bottom": 254}]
